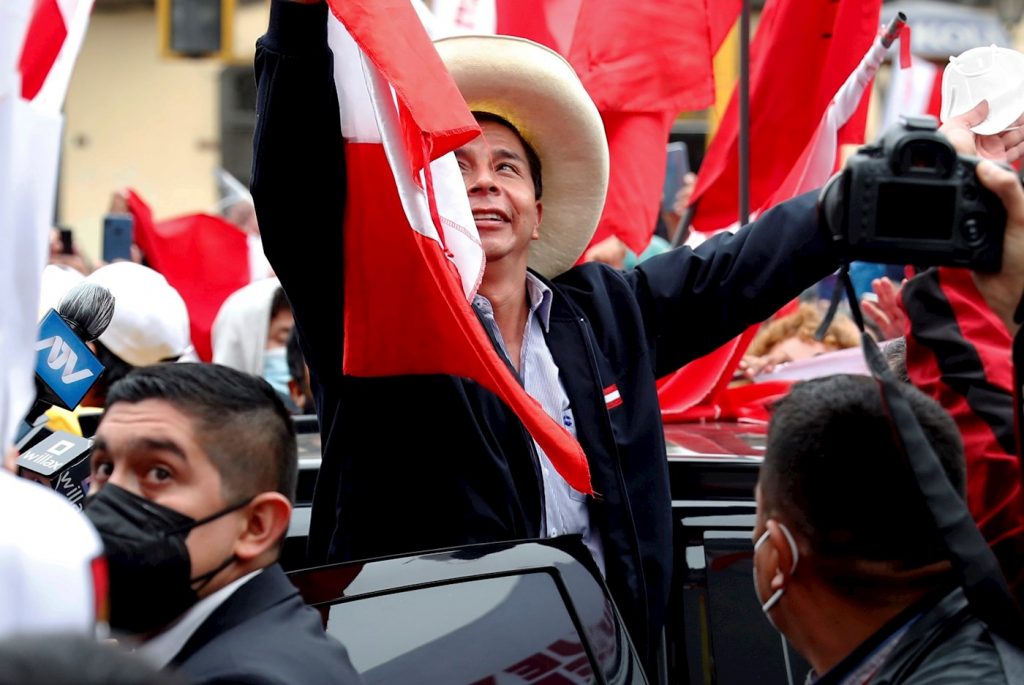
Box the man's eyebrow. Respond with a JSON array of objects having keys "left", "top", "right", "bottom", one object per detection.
[
  {"left": 492, "top": 148, "right": 526, "bottom": 164},
  {"left": 126, "top": 437, "right": 189, "bottom": 462}
]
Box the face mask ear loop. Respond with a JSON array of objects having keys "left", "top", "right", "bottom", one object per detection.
[
  {"left": 164, "top": 496, "right": 255, "bottom": 538},
  {"left": 190, "top": 553, "right": 239, "bottom": 593},
  {"left": 757, "top": 523, "right": 800, "bottom": 614}
]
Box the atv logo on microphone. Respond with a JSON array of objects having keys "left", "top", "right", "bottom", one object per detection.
[
  {"left": 36, "top": 336, "right": 95, "bottom": 383},
  {"left": 34, "top": 309, "right": 104, "bottom": 409}
]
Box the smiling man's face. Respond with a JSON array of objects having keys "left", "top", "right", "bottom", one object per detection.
[{"left": 455, "top": 119, "right": 543, "bottom": 268}]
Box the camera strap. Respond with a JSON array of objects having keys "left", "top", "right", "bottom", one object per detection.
[{"left": 821, "top": 265, "right": 1024, "bottom": 645}]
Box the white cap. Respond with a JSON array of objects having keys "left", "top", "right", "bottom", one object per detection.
[
  {"left": 941, "top": 44, "right": 1024, "bottom": 135},
  {"left": 85, "top": 263, "right": 191, "bottom": 367},
  {"left": 38, "top": 264, "right": 85, "bottom": 319},
  {"left": 0, "top": 471, "right": 105, "bottom": 637}
]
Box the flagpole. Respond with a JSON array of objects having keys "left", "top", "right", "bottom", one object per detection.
[
  {"left": 738, "top": 0, "right": 751, "bottom": 227},
  {"left": 881, "top": 12, "right": 907, "bottom": 50}
]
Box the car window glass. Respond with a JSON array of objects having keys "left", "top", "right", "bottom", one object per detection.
[{"left": 324, "top": 572, "right": 597, "bottom": 684}]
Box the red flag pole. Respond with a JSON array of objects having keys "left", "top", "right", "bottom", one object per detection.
[{"left": 738, "top": 0, "right": 751, "bottom": 227}]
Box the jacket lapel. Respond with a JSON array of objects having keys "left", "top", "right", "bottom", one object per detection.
[{"left": 169, "top": 564, "right": 298, "bottom": 668}]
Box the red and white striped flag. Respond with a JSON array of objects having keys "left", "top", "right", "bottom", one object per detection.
[
  {"left": 659, "top": 10, "right": 891, "bottom": 422},
  {"left": 762, "top": 25, "right": 892, "bottom": 206},
  {"left": 0, "top": 0, "right": 93, "bottom": 449},
  {"left": 326, "top": 1, "right": 591, "bottom": 493}
]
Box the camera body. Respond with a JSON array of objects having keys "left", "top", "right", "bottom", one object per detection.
[{"left": 821, "top": 115, "right": 1006, "bottom": 272}]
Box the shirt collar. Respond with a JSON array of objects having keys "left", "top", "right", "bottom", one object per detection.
[
  {"left": 471, "top": 272, "right": 553, "bottom": 333},
  {"left": 525, "top": 272, "right": 553, "bottom": 332},
  {"left": 136, "top": 569, "right": 262, "bottom": 669}
]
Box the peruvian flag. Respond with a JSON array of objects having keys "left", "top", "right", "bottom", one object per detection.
[
  {"left": 124, "top": 190, "right": 250, "bottom": 363},
  {"left": 17, "top": 0, "right": 93, "bottom": 107},
  {"left": 0, "top": 0, "right": 93, "bottom": 448},
  {"left": 659, "top": 7, "right": 890, "bottom": 422},
  {"left": 326, "top": 0, "right": 591, "bottom": 492},
  {"left": 690, "top": 0, "right": 882, "bottom": 234},
  {"left": 431, "top": 0, "right": 724, "bottom": 257}
]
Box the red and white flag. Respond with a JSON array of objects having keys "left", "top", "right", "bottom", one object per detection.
[
  {"left": 689, "top": 0, "right": 882, "bottom": 234},
  {"left": 659, "top": 2, "right": 888, "bottom": 422},
  {"left": 762, "top": 24, "right": 893, "bottom": 206},
  {"left": 0, "top": 0, "right": 93, "bottom": 449},
  {"left": 326, "top": 0, "right": 591, "bottom": 493}
]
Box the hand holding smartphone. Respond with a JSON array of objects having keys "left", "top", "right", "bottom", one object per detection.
[{"left": 102, "top": 214, "right": 134, "bottom": 263}]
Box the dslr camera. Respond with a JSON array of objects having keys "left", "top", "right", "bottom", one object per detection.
[{"left": 820, "top": 115, "right": 1006, "bottom": 272}]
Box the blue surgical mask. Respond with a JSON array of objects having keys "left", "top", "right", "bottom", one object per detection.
[
  {"left": 753, "top": 523, "right": 800, "bottom": 621},
  {"left": 262, "top": 347, "right": 291, "bottom": 397}
]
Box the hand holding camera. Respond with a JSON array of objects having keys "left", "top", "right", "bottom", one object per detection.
[{"left": 973, "top": 160, "right": 1024, "bottom": 337}]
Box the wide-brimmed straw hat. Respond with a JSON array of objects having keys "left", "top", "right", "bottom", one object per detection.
[{"left": 435, "top": 35, "right": 609, "bottom": 279}]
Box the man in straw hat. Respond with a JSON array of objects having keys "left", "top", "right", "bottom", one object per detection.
[
  {"left": 250, "top": 1, "right": 1023, "bottom": 678},
  {"left": 251, "top": 2, "right": 840, "bottom": 677}
]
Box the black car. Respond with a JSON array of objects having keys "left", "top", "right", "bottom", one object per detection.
[
  {"left": 286, "top": 419, "right": 807, "bottom": 684},
  {"left": 288, "top": 537, "right": 647, "bottom": 684}
]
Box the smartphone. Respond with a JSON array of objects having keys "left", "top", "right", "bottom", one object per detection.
[
  {"left": 58, "top": 227, "right": 74, "bottom": 255},
  {"left": 102, "top": 213, "right": 134, "bottom": 263},
  {"left": 662, "top": 142, "right": 691, "bottom": 214}
]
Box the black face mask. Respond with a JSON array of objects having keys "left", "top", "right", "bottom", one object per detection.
[{"left": 83, "top": 483, "right": 252, "bottom": 635}]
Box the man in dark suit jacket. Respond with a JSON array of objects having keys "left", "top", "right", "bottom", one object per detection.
[{"left": 83, "top": 363, "right": 359, "bottom": 684}]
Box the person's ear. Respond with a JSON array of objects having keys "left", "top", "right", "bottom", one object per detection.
[
  {"left": 532, "top": 201, "right": 543, "bottom": 241},
  {"left": 233, "top": 492, "right": 292, "bottom": 562},
  {"left": 766, "top": 519, "right": 796, "bottom": 592}
]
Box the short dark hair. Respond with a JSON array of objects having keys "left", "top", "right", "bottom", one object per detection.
[
  {"left": 103, "top": 363, "right": 297, "bottom": 503},
  {"left": 471, "top": 112, "right": 543, "bottom": 200},
  {"left": 270, "top": 286, "right": 291, "bottom": 320},
  {"left": 761, "top": 375, "right": 964, "bottom": 577}
]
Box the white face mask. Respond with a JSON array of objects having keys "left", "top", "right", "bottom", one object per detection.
[
  {"left": 753, "top": 523, "right": 800, "bottom": 618},
  {"left": 262, "top": 346, "right": 291, "bottom": 397}
]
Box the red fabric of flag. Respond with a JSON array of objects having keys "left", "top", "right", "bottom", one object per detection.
[
  {"left": 690, "top": 0, "right": 882, "bottom": 232},
  {"left": 707, "top": 0, "right": 742, "bottom": 54},
  {"left": 586, "top": 111, "right": 676, "bottom": 253},
  {"left": 328, "top": 0, "right": 592, "bottom": 493},
  {"left": 567, "top": 0, "right": 715, "bottom": 115},
  {"left": 570, "top": 0, "right": 719, "bottom": 254},
  {"left": 18, "top": 0, "right": 68, "bottom": 101},
  {"left": 125, "top": 190, "right": 250, "bottom": 362},
  {"left": 335, "top": 0, "right": 478, "bottom": 177}
]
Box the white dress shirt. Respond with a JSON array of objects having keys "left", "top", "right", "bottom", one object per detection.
[{"left": 474, "top": 273, "right": 606, "bottom": 574}]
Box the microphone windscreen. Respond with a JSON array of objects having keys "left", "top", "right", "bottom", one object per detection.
[{"left": 57, "top": 282, "right": 115, "bottom": 342}]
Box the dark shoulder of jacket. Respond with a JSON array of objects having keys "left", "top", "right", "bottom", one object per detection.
[
  {"left": 879, "top": 590, "right": 1009, "bottom": 684},
  {"left": 548, "top": 262, "right": 635, "bottom": 314}
]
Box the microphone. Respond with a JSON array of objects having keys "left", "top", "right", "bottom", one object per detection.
[
  {"left": 28, "top": 282, "right": 115, "bottom": 420},
  {"left": 16, "top": 431, "right": 93, "bottom": 510}
]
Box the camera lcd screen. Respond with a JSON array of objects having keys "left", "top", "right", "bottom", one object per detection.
[{"left": 875, "top": 182, "right": 956, "bottom": 241}]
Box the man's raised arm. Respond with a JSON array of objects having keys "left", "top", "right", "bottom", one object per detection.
[{"left": 251, "top": 0, "right": 346, "bottom": 386}]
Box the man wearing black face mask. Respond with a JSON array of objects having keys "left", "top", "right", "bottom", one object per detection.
[{"left": 83, "top": 363, "right": 359, "bottom": 684}]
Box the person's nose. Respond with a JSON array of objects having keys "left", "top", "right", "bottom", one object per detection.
[
  {"left": 105, "top": 468, "right": 136, "bottom": 494},
  {"left": 465, "top": 161, "right": 499, "bottom": 195}
]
